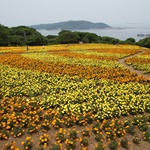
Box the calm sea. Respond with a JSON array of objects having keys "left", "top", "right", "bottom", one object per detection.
[{"left": 38, "top": 28, "right": 150, "bottom": 42}]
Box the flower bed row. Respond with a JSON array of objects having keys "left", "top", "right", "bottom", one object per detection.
[
  {"left": 0, "top": 53, "right": 149, "bottom": 84},
  {"left": 0, "top": 64, "right": 150, "bottom": 113},
  {"left": 125, "top": 51, "right": 150, "bottom": 74},
  {"left": 22, "top": 51, "right": 122, "bottom": 68},
  {"left": 48, "top": 49, "right": 119, "bottom": 61},
  {"left": 0, "top": 97, "right": 150, "bottom": 149}
]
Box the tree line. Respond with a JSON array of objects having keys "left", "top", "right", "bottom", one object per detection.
[{"left": 0, "top": 24, "right": 150, "bottom": 48}]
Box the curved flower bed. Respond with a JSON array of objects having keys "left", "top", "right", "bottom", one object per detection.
[{"left": 125, "top": 51, "right": 150, "bottom": 74}]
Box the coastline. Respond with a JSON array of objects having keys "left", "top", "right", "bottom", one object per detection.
[{"left": 37, "top": 28, "right": 150, "bottom": 41}]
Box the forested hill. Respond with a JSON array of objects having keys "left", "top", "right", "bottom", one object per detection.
[{"left": 29, "top": 20, "right": 111, "bottom": 30}]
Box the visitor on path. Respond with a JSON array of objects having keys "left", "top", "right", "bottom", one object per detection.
[{"left": 26, "top": 46, "right": 29, "bottom": 50}]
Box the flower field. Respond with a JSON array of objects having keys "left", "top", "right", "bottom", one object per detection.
[{"left": 0, "top": 44, "right": 150, "bottom": 150}]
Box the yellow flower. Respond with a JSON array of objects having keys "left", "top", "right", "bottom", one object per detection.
[
  {"left": 43, "top": 143, "right": 47, "bottom": 148},
  {"left": 10, "top": 145, "right": 14, "bottom": 149},
  {"left": 26, "top": 137, "right": 31, "bottom": 140}
]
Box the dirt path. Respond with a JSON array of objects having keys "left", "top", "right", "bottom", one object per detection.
[{"left": 118, "top": 50, "right": 150, "bottom": 79}]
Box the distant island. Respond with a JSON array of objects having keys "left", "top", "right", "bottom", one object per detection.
[
  {"left": 137, "top": 33, "right": 150, "bottom": 37},
  {"left": 29, "top": 20, "right": 111, "bottom": 30}
]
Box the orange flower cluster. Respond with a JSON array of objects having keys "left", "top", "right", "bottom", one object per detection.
[
  {"left": 125, "top": 51, "right": 150, "bottom": 74},
  {"left": 5, "top": 141, "right": 19, "bottom": 150},
  {"left": 91, "top": 47, "right": 141, "bottom": 55},
  {"left": 0, "top": 53, "right": 149, "bottom": 84},
  {"left": 126, "top": 53, "right": 150, "bottom": 64},
  {"left": 49, "top": 50, "right": 118, "bottom": 61},
  {"left": 141, "top": 51, "right": 150, "bottom": 55},
  {"left": 0, "top": 46, "right": 25, "bottom": 54},
  {"left": 1, "top": 97, "right": 150, "bottom": 149}
]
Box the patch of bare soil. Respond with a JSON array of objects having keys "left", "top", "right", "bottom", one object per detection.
[{"left": 1, "top": 114, "right": 150, "bottom": 150}]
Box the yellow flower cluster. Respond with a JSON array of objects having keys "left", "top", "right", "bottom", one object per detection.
[
  {"left": 22, "top": 136, "right": 34, "bottom": 150},
  {"left": 5, "top": 141, "right": 19, "bottom": 150},
  {"left": 39, "top": 134, "right": 50, "bottom": 148}
]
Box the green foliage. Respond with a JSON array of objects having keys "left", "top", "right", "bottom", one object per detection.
[
  {"left": 26, "top": 32, "right": 47, "bottom": 46},
  {"left": 46, "top": 35, "right": 58, "bottom": 44},
  {"left": 80, "top": 137, "right": 89, "bottom": 147},
  {"left": 5, "top": 141, "right": 18, "bottom": 150},
  {"left": 0, "top": 25, "right": 47, "bottom": 46},
  {"left": 30, "top": 20, "right": 110, "bottom": 30},
  {"left": 57, "top": 30, "right": 80, "bottom": 44},
  {"left": 143, "top": 130, "right": 150, "bottom": 142},
  {"left": 51, "top": 144, "right": 61, "bottom": 150},
  {"left": 126, "top": 124, "right": 135, "bottom": 136},
  {"left": 108, "top": 140, "right": 118, "bottom": 150},
  {"left": 9, "top": 35, "right": 24, "bottom": 45},
  {"left": 82, "top": 129, "right": 90, "bottom": 136},
  {"left": 75, "top": 31, "right": 88, "bottom": 41},
  {"left": 55, "top": 131, "right": 66, "bottom": 142},
  {"left": 95, "top": 134, "right": 103, "bottom": 142},
  {"left": 0, "top": 129, "right": 9, "bottom": 140},
  {"left": 0, "top": 25, "right": 10, "bottom": 46},
  {"left": 1, "top": 24, "right": 150, "bottom": 47},
  {"left": 95, "top": 142, "right": 105, "bottom": 150},
  {"left": 12, "top": 126, "right": 24, "bottom": 137},
  {"left": 22, "top": 137, "right": 34, "bottom": 150},
  {"left": 82, "top": 33, "right": 99, "bottom": 43},
  {"left": 69, "top": 130, "right": 77, "bottom": 139},
  {"left": 118, "top": 40, "right": 127, "bottom": 44},
  {"left": 65, "top": 139, "right": 76, "bottom": 150},
  {"left": 121, "top": 137, "right": 129, "bottom": 149},
  {"left": 100, "top": 36, "right": 119, "bottom": 44},
  {"left": 133, "top": 136, "right": 141, "bottom": 144},
  {"left": 10, "top": 26, "right": 36, "bottom": 36},
  {"left": 125, "top": 38, "right": 136, "bottom": 44},
  {"left": 92, "top": 122, "right": 102, "bottom": 134},
  {"left": 11, "top": 26, "right": 48, "bottom": 46},
  {"left": 138, "top": 37, "right": 150, "bottom": 48},
  {"left": 74, "top": 31, "right": 99, "bottom": 43},
  {"left": 58, "top": 30, "right": 71, "bottom": 35}
]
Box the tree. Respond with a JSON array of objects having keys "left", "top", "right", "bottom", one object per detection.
[
  {"left": 74, "top": 31, "right": 99, "bottom": 43},
  {"left": 82, "top": 33, "right": 99, "bottom": 43},
  {"left": 75, "top": 31, "right": 89, "bottom": 42},
  {"left": 125, "top": 38, "right": 136, "bottom": 44},
  {"left": 57, "top": 30, "right": 80, "bottom": 44},
  {"left": 26, "top": 32, "right": 47, "bottom": 46},
  {"left": 0, "top": 25, "right": 10, "bottom": 46},
  {"left": 58, "top": 30, "right": 71, "bottom": 35},
  {"left": 10, "top": 26, "right": 47, "bottom": 46},
  {"left": 9, "top": 35, "right": 24, "bottom": 45},
  {"left": 0, "top": 25, "right": 47, "bottom": 46},
  {"left": 46, "top": 35, "right": 58, "bottom": 44},
  {"left": 100, "top": 36, "right": 119, "bottom": 44},
  {"left": 138, "top": 37, "right": 150, "bottom": 48}
]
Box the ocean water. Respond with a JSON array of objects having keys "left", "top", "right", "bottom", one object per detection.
[{"left": 38, "top": 28, "right": 150, "bottom": 42}]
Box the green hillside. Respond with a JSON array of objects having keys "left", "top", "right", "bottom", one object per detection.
[{"left": 30, "top": 20, "right": 111, "bottom": 30}]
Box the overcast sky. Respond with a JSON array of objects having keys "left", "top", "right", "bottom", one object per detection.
[{"left": 0, "top": 0, "right": 150, "bottom": 28}]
